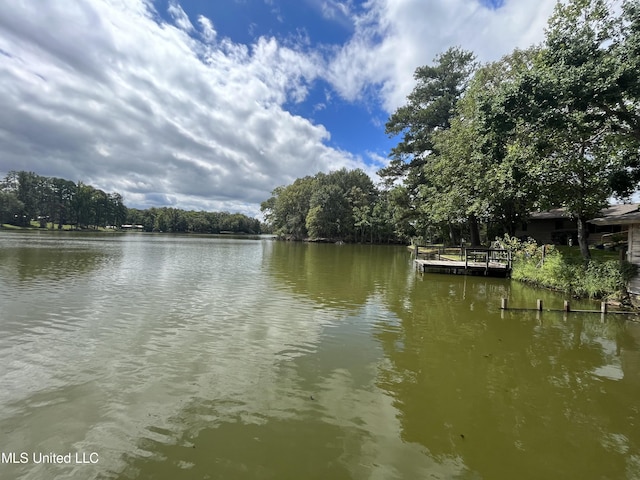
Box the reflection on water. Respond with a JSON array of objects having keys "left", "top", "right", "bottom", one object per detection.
[
  {"left": 264, "top": 242, "right": 409, "bottom": 309},
  {"left": 0, "top": 232, "right": 639, "bottom": 480}
]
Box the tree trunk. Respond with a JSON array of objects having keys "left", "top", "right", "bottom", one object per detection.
[
  {"left": 505, "top": 218, "right": 517, "bottom": 237},
  {"left": 577, "top": 216, "right": 591, "bottom": 261},
  {"left": 469, "top": 214, "right": 481, "bottom": 247},
  {"left": 448, "top": 222, "right": 457, "bottom": 246}
]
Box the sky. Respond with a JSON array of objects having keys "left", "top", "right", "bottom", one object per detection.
[{"left": 0, "top": 0, "right": 558, "bottom": 217}]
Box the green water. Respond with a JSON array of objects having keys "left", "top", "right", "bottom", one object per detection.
[{"left": 0, "top": 232, "right": 639, "bottom": 479}]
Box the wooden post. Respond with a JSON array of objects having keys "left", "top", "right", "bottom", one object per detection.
[
  {"left": 465, "top": 249, "right": 469, "bottom": 268},
  {"left": 536, "top": 299, "right": 543, "bottom": 311},
  {"left": 542, "top": 244, "right": 546, "bottom": 265},
  {"left": 563, "top": 300, "right": 570, "bottom": 312},
  {"left": 500, "top": 298, "right": 508, "bottom": 310},
  {"left": 601, "top": 302, "right": 607, "bottom": 314},
  {"left": 414, "top": 244, "right": 419, "bottom": 258}
]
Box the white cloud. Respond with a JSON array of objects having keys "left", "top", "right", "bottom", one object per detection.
[
  {"left": 321, "top": 0, "right": 352, "bottom": 20},
  {"left": 0, "top": 0, "right": 362, "bottom": 215},
  {"left": 197, "top": 15, "right": 217, "bottom": 43},
  {"left": 168, "top": 0, "right": 194, "bottom": 32},
  {"left": 0, "top": 0, "right": 563, "bottom": 216},
  {"left": 327, "top": 0, "right": 557, "bottom": 111}
]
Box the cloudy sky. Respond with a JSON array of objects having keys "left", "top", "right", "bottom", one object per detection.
[{"left": 0, "top": 0, "right": 557, "bottom": 216}]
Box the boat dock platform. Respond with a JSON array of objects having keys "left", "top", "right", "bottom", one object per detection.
[{"left": 413, "top": 245, "right": 512, "bottom": 277}]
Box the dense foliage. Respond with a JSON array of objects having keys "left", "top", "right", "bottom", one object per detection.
[
  {"left": 260, "top": 168, "right": 406, "bottom": 242},
  {"left": 505, "top": 236, "right": 636, "bottom": 299},
  {"left": 0, "top": 171, "right": 126, "bottom": 229},
  {"left": 379, "top": 0, "right": 640, "bottom": 258},
  {"left": 0, "top": 171, "right": 261, "bottom": 234}
]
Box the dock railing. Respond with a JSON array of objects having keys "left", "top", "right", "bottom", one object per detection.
[
  {"left": 463, "top": 247, "right": 512, "bottom": 269},
  {"left": 413, "top": 244, "right": 464, "bottom": 261},
  {"left": 413, "top": 245, "right": 512, "bottom": 269}
]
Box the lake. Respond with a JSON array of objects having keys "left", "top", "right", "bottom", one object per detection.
[{"left": 1, "top": 231, "right": 639, "bottom": 479}]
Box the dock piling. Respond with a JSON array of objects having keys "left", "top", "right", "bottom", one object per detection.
[{"left": 499, "top": 299, "right": 636, "bottom": 316}]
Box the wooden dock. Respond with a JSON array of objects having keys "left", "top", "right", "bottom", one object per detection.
[
  {"left": 499, "top": 298, "right": 639, "bottom": 318},
  {"left": 413, "top": 246, "right": 512, "bottom": 277}
]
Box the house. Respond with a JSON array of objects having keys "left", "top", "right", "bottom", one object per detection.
[
  {"left": 590, "top": 209, "right": 640, "bottom": 299},
  {"left": 515, "top": 204, "right": 639, "bottom": 245}
]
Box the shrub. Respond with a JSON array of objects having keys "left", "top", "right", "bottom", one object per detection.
[{"left": 502, "top": 235, "right": 635, "bottom": 299}]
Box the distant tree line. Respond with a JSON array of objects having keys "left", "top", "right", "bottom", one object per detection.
[
  {"left": 0, "top": 170, "right": 127, "bottom": 229},
  {"left": 125, "top": 208, "right": 261, "bottom": 234},
  {"left": 260, "top": 168, "right": 408, "bottom": 243},
  {"left": 0, "top": 171, "right": 261, "bottom": 234}
]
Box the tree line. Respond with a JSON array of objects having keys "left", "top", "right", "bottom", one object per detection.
[
  {"left": 0, "top": 171, "right": 127, "bottom": 229},
  {"left": 260, "top": 168, "right": 409, "bottom": 243},
  {"left": 125, "top": 208, "right": 261, "bottom": 234},
  {"left": 0, "top": 171, "right": 261, "bottom": 234},
  {"left": 378, "top": 0, "right": 640, "bottom": 260}
]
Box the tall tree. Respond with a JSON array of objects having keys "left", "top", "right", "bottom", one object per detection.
[
  {"left": 3, "top": 171, "right": 40, "bottom": 226},
  {"left": 306, "top": 183, "right": 349, "bottom": 239},
  {"left": 261, "top": 176, "right": 315, "bottom": 240},
  {"left": 107, "top": 192, "right": 127, "bottom": 227},
  {"left": 383, "top": 47, "right": 477, "bottom": 179},
  {"left": 72, "top": 182, "right": 95, "bottom": 228},
  {"left": 426, "top": 48, "right": 542, "bottom": 239},
  {"left": 0, "top": 191, "right": 23, "bottom": 225},
  {"left": 381, "top": 47, "right": 478, "bottom": 243},
  {"left": 484, "top": 0, "right": 640, "bottom": 259}
]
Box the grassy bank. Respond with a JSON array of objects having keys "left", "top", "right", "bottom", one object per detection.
[{"left": 506, "top": 237, "right": 635, "bottom": 300}]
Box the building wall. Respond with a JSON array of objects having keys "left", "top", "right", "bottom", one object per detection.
[
  {"left": 515, "top": 220, "right": 556, "bottom": 244},
  {"left": 516, "top": 219, "right": 622, "bottom": 246},
  {"left": 628, "top": 224, "right": 640, "bottom": 296},
  {"left": 515, "top": 219, "right": 576, "bottom": 245}
]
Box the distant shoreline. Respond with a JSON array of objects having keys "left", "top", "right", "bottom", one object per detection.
[{"left": 0, "top": 225, "right": 270, "bottom": 237}]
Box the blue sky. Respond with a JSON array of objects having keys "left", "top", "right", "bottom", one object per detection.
[
  {"left": 157, "top": 0, "right": 399, "bottom": 164},
  {"left": 0, "top": 0, "right": 557, "bottom": 216}
]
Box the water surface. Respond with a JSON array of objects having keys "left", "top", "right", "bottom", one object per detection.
[{"left": 1, "top": 232, "right": 639, "bottom": 479}]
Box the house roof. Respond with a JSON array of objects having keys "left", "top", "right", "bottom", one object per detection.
[
  {"left": 599, "top": 203, "right": 640, "bottom": 217},
  {"left": 530, "top": 203, "right": 639, "bottom": 222},
  {"left": 590, "top": 211, "right": 640, "bottom": 225},
  {"left": 589, "top": 204, "right": 640, "bottom": 225}
]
